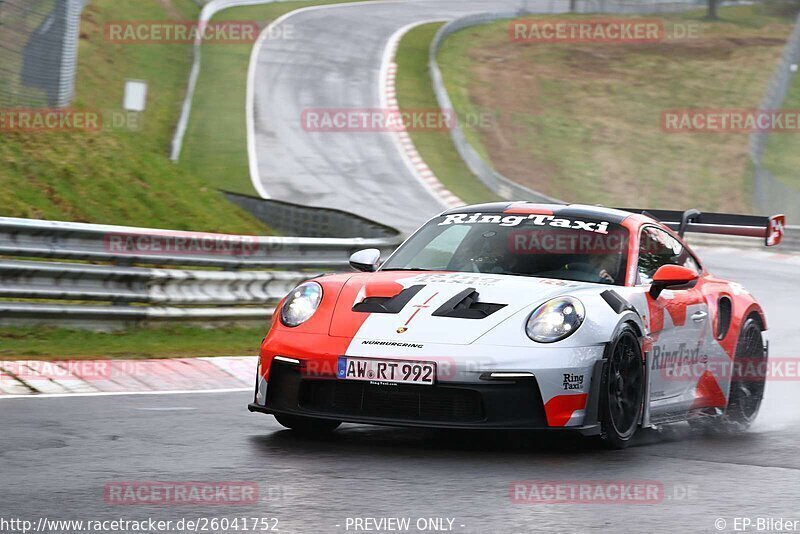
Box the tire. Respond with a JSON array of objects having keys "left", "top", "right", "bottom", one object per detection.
[
  {"left": 697, "top": 317, "right": 766, "bottom": 434},
  {"left": 274, "top": 414, "right": 341, "bottom": 434},
  {"left": 598, "top": 326, "right": 645, "bottom": 449}
]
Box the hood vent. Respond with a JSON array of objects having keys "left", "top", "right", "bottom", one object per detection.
[
  {"left": 432, "top": 288, "right": 506, "bottom": 319},
  {"left": 352, "top": 285, "right": 425, "bottom": 313}
]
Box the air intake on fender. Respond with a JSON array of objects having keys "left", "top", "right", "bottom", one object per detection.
[
  {"left": 352, "top": 285, "right": 425, "bottom": 313},
  {"left": 432, "top": 288, "right": 505, "bottom": 319}
]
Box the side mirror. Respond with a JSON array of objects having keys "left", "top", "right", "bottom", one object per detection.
[
  {"left": 349, "top": 248, "right": 381, "bottom": 272},
  {"left": 649, "top": 265, "right": 699, "bottom": 299}
]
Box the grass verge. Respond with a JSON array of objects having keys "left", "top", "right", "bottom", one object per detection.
[
  {"left": 435, "top": 5, "right": 796, "bottom": 212},
  {"left": 0, "top": 0, "right": 268, "bottom": 234},
  {"left": 0, "top": 325, "right": 268, "bottom": 360},
  {"left": 394, "top": 22, "right": 500, "bottom": 205}
]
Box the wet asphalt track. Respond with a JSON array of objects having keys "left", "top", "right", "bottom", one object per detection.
[
  {"left": 1, "top": 248, "right": 799, "bottom": 534},
  {"left": 249, "top": 0, "right": 553, "bottom": 234}
]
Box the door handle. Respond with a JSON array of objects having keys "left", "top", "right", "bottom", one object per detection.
[{"left": 691, "top": 311, "right": 708, "bottom": 322}]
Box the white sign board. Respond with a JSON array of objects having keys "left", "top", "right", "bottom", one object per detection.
[{"left": 123, "top": 80, "right": 148, "bottom": 112}]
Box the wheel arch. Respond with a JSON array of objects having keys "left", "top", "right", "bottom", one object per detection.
[
  {"left": 744, "top": 305, "right": 767, "bottom": 331},
  {"left": 732, "top": 291, "right": 767, "bottom": 332},
  {"left": 606, "top": 312, "right": 647, "bottom": 353}
]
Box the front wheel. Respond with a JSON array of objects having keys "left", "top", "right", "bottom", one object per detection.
[
  {"left": 598, "top": 326, "right": 645, "bottom": 449},
  {"left": 274, "top": 414, "right": 341, "bottom": 434}
]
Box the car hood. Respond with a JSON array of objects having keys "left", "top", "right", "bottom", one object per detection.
[{"left": 328, "top": 271, "right": 595, "bottom": 345}]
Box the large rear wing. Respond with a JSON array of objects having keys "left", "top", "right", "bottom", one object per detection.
[{"left": 618, "top": 208, "right": 786, "bottom": 247}]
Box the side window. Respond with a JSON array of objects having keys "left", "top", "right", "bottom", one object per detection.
[
  {"left": 637, "top": 227, "right": 699, "bottom": 285},
  {"left": 683, "top": 253, "right": 700, "bottom": 274}
]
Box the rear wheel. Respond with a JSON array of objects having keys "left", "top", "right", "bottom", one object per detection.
[
  {"left": 274, "top": 414, "right": 341, "bottom": 434},
  {"left": 697, "top": 317, "right": 765, "bottom": 433},
  {"left": 599, "top": 326, "right": 645, "bottom": 449}
]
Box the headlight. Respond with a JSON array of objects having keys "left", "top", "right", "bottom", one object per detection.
[
  {"left": 526, "top": 297, "right": 585, "bottom": 343},
  {"left": 280, "top": 282, "right": 323, "bottom": 327}
]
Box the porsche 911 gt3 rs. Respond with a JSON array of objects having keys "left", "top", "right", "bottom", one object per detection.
[{"left": 248, "top": 203, "right": 785, "bottom": 448}]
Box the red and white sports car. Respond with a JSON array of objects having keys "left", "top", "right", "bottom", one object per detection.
[{"left": 249, "top": 203, "right": 785, "bottom": 448}]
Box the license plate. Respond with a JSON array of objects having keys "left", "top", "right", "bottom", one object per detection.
[{"left": 337, "top": 357, "right": 436, "bottom": 386}]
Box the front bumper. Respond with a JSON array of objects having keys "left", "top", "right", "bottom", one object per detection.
[{"left": 248, "top": 359, "right": 603, "bottom": 434}]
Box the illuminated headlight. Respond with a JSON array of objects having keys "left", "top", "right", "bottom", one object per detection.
[
  {"left": 526, "top": 297, "right": 585, "bottom": 343},
  {"left": 280, "top": 282, "right": 323, "bottom": 327}
]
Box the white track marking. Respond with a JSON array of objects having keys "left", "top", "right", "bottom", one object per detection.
[
  {"left": 0, "top": 387, "right": 251, "bottom": 401},
  {"left": 134, "top": 407, "right": 199, "bottom": 411}
]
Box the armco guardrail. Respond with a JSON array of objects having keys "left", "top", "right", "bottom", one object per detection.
[
  {"left": 0, "top": 217, "right": 398, "bottom": 268},
  {"left": 223, "top": 191, "right": 401, "bottom": 239},
  {"left": 0, "top": 217, "right": 400, "bottom": 327},
  {"left": 686, "top": 225, "right": 800, "bottom": 251},
  {"left": 750, "top": 11, "right": 800, "bottom": 224},
  {"left": 0, "top": 260, "right": 304, "bottom": 304}
]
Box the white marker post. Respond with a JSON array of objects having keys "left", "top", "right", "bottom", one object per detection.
[{"left": 123, "top": 79, "right": 148, "bottom": 112}]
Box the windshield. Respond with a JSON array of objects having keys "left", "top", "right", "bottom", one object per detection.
[{"left": 381, "top": 213, "right": 630, "bottom": 285}]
